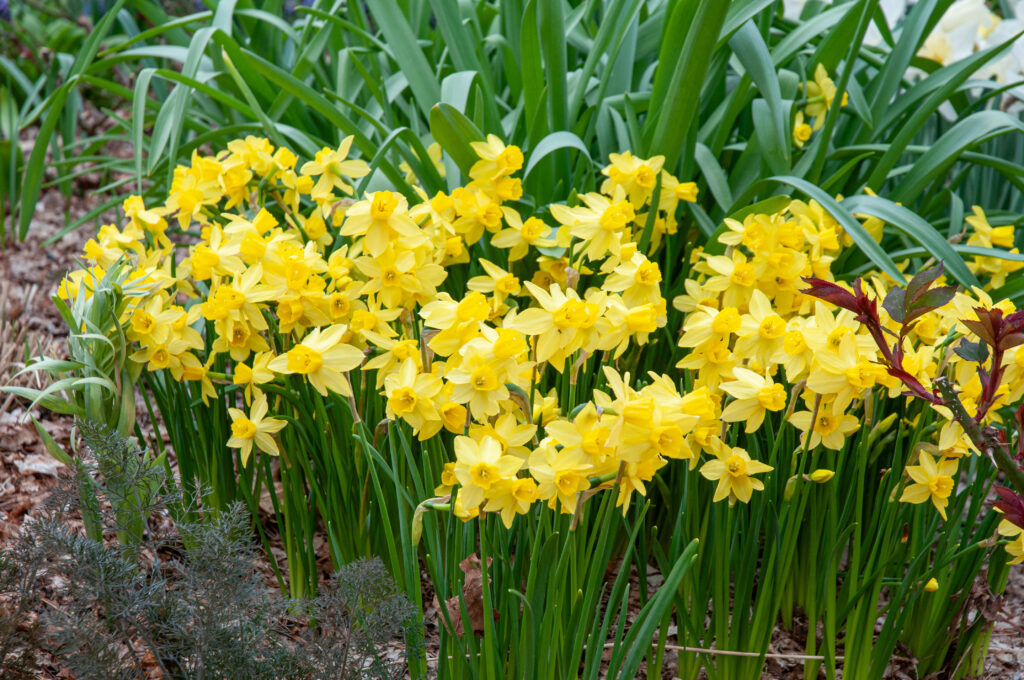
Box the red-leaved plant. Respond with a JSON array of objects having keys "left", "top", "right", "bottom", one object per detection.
[{"left": 802, "top": 264, "right": 1024, "bottom": 535}]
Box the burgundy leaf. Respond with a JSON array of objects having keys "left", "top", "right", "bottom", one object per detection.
[
  {"left": 882, "top": 287, "right": 906, "bottom": 324},
  {"left": 906, "top": 286, "right": 956, "bottom": 321},
  {"left": 905, "top": 263, "right": 945, "bottom": 306},
  {"left": 801, "top": 277, "right": 860, "bottom": 313},
  {"left": 962, "top": 307, "right": 1001, "bottom": 347},
  {"left": 850, "top": 279, "right": 879, "bottom": 325},
  {"left": 1000, "top": 330, "right": 1024, "bottom": 351},
  {"left": 887, "top": 367, "right": 942, "bottom": 403},
  {"left": 994, "top": 486, "right": 1024, "bottom": 532},
  {"left": 1016, "top": 402, "right": 1024, "bottom": 460},
  {"left": 1006, "top": 310, "right": 1024, "bottom": 333}
]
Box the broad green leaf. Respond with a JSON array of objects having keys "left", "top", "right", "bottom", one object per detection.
[
  {"left": 993, "top": 276, "right": 1024, "bottom": 305},
  {"left": 0, "top": 386, "right": 85, "bottom": 416},
  {"left": 867, "top": 36, "right": 1019, "bottom": 189},
  {"left": 864, "top": 0, "right": 950, "bottom": 116},
  {"left": 440, "top": 71, "right": 483, "bottom": 116},
  {"left": 644, "top": 0, "right": 729, "bottom": 170},
  {"left": 772, "top": 5, "right": 850, "bottom": 66},
  {"left": 841, "top": 194, "right": 978, "bottom": 288},
  {"left": 364, "top": 0, "right": 441, "bottom": 118},
  {"left": 18, "top": 0, "right": 128, "bottom": 240},
  {"left": 146, "top": 25, "right": 216, "bottom": 176},
  {"left": 19, "top": 83, "right": 72, "bottom": 240},
  {"left": 719, "top": 0, "right": 777, "bottom": 47},
  {"left": 429, "top": 103, "right": 485, "bottom": 179},
  {"left": 568, "top": 0, "right": 644, "bottom": 117},
  {"left": 523, "top": 131, "right": 592, "bottom": 179},
  {"left": 892, "top": 111, "right": 1024, "bottom": 204},
  {"left": 694, "top": 142, "right": 734, "bottom": 209},
  {"left": 32, "top": 417, "right": 73, "bottom": 466},
  {"left": 611, "top": 539, "right": 699, "bottom": 679},
  {"left": 537, "top": 0, "right": 568, "bottom": 134},
  {"left": 215, "top": 32, "right": 286, "bottom": 148},
  {"left": 521, "top": 0, "right": 545, "bottom": 142},
  {"left": 132, "top": 67, "right": 156, "bottom": 191},
  {"left": 730, "top": 22, "right": 789, "bottom": 171}
]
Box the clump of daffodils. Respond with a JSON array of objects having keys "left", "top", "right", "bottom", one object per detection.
[
  {"left": 793, "top": 63, "right": 856, "bottom": 148},
  {"left": 64, "top": 130, "right": 1024, "bottom": 560}
]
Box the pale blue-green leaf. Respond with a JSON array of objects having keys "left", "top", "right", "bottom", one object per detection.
[
  {"left": 523, "top": 131, "right": 592, "bottom": 179},
  {"left": 841, "top": 194, "right": 978, "bottom": 287}
]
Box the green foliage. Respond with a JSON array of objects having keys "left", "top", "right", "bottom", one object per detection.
[
  {"left": 16, "top": 0, "right": 1023, "bottom": 277},
  {"left": 1, "top": 261, "right": 147, "bottom": 437}
]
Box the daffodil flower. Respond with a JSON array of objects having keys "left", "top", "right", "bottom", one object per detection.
[
  {"left": 899, "top": 452, "right": 959, "bottom": 521},
  {"left": 268, "top": 324, "right": 364, "bottom": 397},
  {"left": 700, "top": 441, "right": 773, "bottom": 505},
  {"left": 720, "top": 367, "right": 787, "bottom": 433},
  {"left": 227, "top": 391, "right": 287, "bottom": 466}
]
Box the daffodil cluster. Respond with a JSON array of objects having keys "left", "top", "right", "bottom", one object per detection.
[
  {"left": 64, "top": 132, "right": 1024, "bottom": 544},
  {"left": 66, "top": 136, "right": 709, "bottom": 526},
  {"left": 673, "top": 193, "right": 1024, "bottom": 532}
]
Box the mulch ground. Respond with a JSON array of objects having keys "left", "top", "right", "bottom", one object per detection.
[{"left": 2, "top": 179, "right": 1023, "bottom": 678}]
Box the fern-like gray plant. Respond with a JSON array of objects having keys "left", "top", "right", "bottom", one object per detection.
[{"left": 0, "top": 419, "right": 423, "bottom": 680}]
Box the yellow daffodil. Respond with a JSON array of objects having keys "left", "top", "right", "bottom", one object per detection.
[
  {"left": 468, "top": 413, "right": 536, "bottom": 460},
  {"left": 802, "top": 64, "right": 847, "bottom": 130},
  {"left": 340, "top": 190, "right": 427, "bottom": 257},
  {"left": 700, "top": 441, "right": 773, "bottom": 505},
  {"left": 300, "top": 136, "right": 370, "bottom": 202},
  {"left": 720, "top": 367, "right": 787, "bottom": 433},
  {"left": 227, "top": 391, "right": 287, "bottom": 466},
  {"left": 483, "top": 477, "right": 538, "bottom": 528},
  {"left": 528, "top": 443, "right": 592, "bottom": 514},
  {"left": 384, "top": 359, "right": 444, "bottom": 440},
  {"left": 899, "top": 452, "right": 959, "bottom": 521},
  {"left": 600, "top": 151, "right": 665, "bottom": 208},
  {"left": 509, "top": 282, "right": 598, "bottom": 366},
  {"left": 549, "top": 190, "right": 635, "bottom": 261},
  {"left": 491, "top": 207, "right": 556, "bottom": 262},
  {"left": 469, "top": 134, "right": 524, "bottom": 181},
  {"left": 268, "top": 324, "right": 364, "bottom": 397},
  {"left": 452, "top": 435, "right": 523, "bottom": 512},
  {"left": 789, "top": 402, "right": 860, "bottom": 451},
  {"left": 793, "top": 111, "right": 812, "bottom": 147},
  {"left": 233, "top": 351, "right": 276, "bottom": 404}
]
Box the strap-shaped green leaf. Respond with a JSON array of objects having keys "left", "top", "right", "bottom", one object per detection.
[
  {"left": 429, "top": 103, "right": 485, "bottom": 179},
  {"left": 892, "top": 111, "right": 1024, "bottom": 204},
  {"left": 841, "top": 194, "right": 979, "bottom": 288},
  {"left": 643, "top": 0, "right": 729, "bottom": 169},
  {"left": 364, "top": 0, "right": 441, "bottom": 119},
  {"left": 523, "top": 131, "right": 592, "bottom": 179}
]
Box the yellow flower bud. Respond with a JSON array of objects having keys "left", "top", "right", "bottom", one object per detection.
[
  {"left": 809, "top": 469, "right": 835, "bottom": 483},
  {"left": 924, "top": 578, "right": 939, "bottom": 593}
]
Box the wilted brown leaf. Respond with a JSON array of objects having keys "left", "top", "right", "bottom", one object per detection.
[{"left": 433, "top": 554, "right": 495, "bottom": 637}]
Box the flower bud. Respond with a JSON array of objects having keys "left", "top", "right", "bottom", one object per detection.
[
  {"left": 411, "top": 503, "right": 425, "bottom": 547},
  {"left": 808, "top": 469, "right": 835, "bottom": 483},
  {"left": 924, "top": 577, "right": 939, "bottom": 593},
  {"left": 868, "top": 413, "right": 898, "bottom": 446},
  {"left": 784, "top": 474, "right": 798, "bottom": 501}
]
